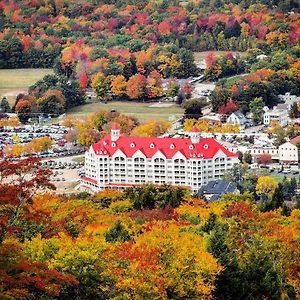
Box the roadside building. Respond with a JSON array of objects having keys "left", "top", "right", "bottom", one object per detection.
[
  {"left": 278, "top": 136, "right": 300, "bottom": 163},
  {"left": 278, "top": 92, "right": 300, "bottom": 109},
  {"left": 227, "top": 111, "right": 248, "bottom": 127},
  {"left": 263, "top": 105, "right": 289, "bottom": 127}
]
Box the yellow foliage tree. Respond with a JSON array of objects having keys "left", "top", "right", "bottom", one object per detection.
[
  {"left": 256, "top": 176, "right": 278, "bottom": 198},
  {"left": 131, "top": 120, "right": 171, "bottom": 137}
]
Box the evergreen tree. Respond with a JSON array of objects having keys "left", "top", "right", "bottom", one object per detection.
[
  {"left": 105, "top": 220, "right": 132, "bottom": 243},
  {"left": 0, "top": 97, "right": 10, "bottom": 113}
]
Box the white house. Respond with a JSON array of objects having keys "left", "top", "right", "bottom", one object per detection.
[
  {"left": 81, "top": 124, "right": 239, "bottom": 193},
  {"left": 278, "top": 92, "right": 300, "bottom": 109},
  {"left": 263, "top": 105, "right": 289, "bottom": 127},
  {"left": 278, "top": 135, "right": 300, "bottom": 163},
  {"left": 227, "top": 111, "right": 248, "bottom": 127}
]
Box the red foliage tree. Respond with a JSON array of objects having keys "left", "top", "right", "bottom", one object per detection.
[
  {"left": 257, "top": 153, "right": 272, "bottom": 165},
  {"left": 0, "top": 240, "right": 78, "bottom": 298},
  {"left": 0, "top": 157, "right": 55, "bottom": 244},
  {"left": 205, "top": 52, "right": 217, "bottom": 69},
  {"left": 126, "top": 74, "right": 147, "bottom": 99},
  {"left": 218, "top": 98, "right": 238, "bottom": 115}
]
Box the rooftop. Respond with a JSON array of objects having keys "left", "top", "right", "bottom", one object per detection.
[{"left": 91, "top": 134, "right": 237, "bottom": 160}]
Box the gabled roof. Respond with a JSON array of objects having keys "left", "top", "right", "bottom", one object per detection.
[
  {"left": 91, "top": 135, "right": 237, "bottom": 160},
  {"left": 231, "top": 111, "right": 247, "bottom": 120},
  {"left": 198, "top": 180, "right": 237, "bottom": 197},
  {"left": 290, "top": 135, "right": 300, "bottom": 145}
]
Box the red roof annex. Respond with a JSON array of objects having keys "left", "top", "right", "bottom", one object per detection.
[
  {"left": 290, "top": 135, "right": 300, "bottom": 145},
  {"left": 91, "top": 135, "right": 237, "bottom": 159},
  {"left": 81, "top": 176, "right": 97, "bottom": 184}
]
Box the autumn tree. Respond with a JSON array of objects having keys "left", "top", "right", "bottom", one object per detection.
[
  {"left": 91, "top": 72, "right": 112, "bottom": 101},
  {"left": 111, "top": 75, "right": 127, "bottom": 99},
  {"left": 218, "top": 99, "right": 238, "bottom": 115},
  {"left": 14, "top": 94, "right": 37, "bottom": 123},
  {"left": 182, "top": 81, "right": 192, "bottom": 99},
  {"left": 131, "top": 120, "right": 170, "bottom": 137},
  {"left": 166, "top": 79, "right": 180, "bottom": 98},
  {"left": 268, "top": 120, "right": 287, "bottom": 147},
  {"left": 146, "top": 70, "right": 163, "bottom": 99},
  {"left": 26, "top": 136, "right": 53, "bottom": 154},
  {"left": 257, "top": 153, "right": 272, "bottom": 165},
  {"left": 0, "top": 239, "right": 78, "bottom": 299},
  {"left": 0, "top": 157, "right": 55, "bottom": 244},
  {"left": 38, "top": 89, "right": 66, "bottom": 115},
  {"left": 126, "top": 74, "right": 147, "bottom": 100},
  {"left": 256, "top": 176, "right": 278, "bottom": 199}
]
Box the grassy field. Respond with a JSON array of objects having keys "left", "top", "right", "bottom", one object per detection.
[
  {"left": 193, "top": 51, "right": 247, "bottom": 62},
  {"left": 67, "top": 101, "right": 184, "bottom": 122},
  {"left": 223, "top": 75, "right": 244, "bottom": 88},
  {"left": 0, "top": 68, "right": 53, "bottom": 106},
  {"left": 271, "top": 175, "right": 294, "bottom": 183}
]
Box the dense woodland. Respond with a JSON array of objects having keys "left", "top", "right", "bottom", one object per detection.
[
  {"left": 0, "top": 157, "right": 300, "bottom": 299},
  {"left": 1, "top": 2, "right": 300, "bottom": 299},
  {"left": 0, "top": 0, "right": 299, "bottom": 116}
]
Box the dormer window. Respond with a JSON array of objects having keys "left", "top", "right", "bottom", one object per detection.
[
  {"left": 203, "top": 144, "right": 209, "bottom": 149},
  {"left": 189, "top": 145, "right": 194, "bottom": 150},
  {"left": 150, "top": 143, "right": 155, "bottom": 149},
  {"left": 170, "top": 144, "right": 175, "bottom": 149},
  {"left": 112, "top": 142, "right": 116, "bottom": 147},
  {"left": 130, "top": 142, "right": 135, "bottom": 148}
]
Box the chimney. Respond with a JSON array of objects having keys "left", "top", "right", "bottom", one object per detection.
[
  {"left": 190, "top": 126, "right": 200, "bottom": 144},
  {"left": 111, "top": 123, "right": 120, "bottom": 141}
]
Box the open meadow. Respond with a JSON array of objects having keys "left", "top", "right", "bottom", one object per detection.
[
  {"left": 0, "top": 68, "right": 53, "bottom": 106},
  {"left": 67, "top": 101, "right": 184, "bottom": 122}
]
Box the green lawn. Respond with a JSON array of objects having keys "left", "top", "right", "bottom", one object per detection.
[
  {"left": 271, "top": 175, "right": 293, "bottom": 183},
  {"left": 67, "top": 101, "right": 184, "bottom": 122},
  {"left": 0, "top": 68, "right": 53, "bottom": 106},
  {"left": 223, "top": 75, "right": 244, "bottom": 88}
]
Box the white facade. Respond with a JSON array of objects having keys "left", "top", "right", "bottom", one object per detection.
[
  {"left": 81, "top": 127, "right": 239, "bottom": 193},
  {"left": 263, "top": 106, "right": 288, "bottom": 127},
  {"left": 279, "top": 141, "right": 299, "bottom": 163},
  {"left": 278, "top": 92, "right": 300, "bottom": 109},
  {"left": 227, "top": 111, "right": 247, "bottom": 126}
]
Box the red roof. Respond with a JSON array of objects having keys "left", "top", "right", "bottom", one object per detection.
[
  {"left": 290, "top": 135, "right": 300, "bottom": 145},
  {"left": 81, "top": 176, "right": 97, "bottom": 184},
  {"left": 91, "top": 135, "right": 237, "bottom": 159},
  {"left": 111, "top": 122, "right": 120, "bottom": 130},
  {"left": 107, "top": 182, "right": 191, "bottom": 189},
  {"left": 191, "top": 126, "right": 200, "bottom": 132}
]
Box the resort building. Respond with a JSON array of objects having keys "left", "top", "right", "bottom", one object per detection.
[{"left": 81, "top": 124, "right": 239, "bottom": 193}]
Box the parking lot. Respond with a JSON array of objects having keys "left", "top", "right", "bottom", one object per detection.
[
  {"left": 0, "top": 124, "right": 85, "bottom": 158},
  {"left": 42, "top": 155, "right": 85, "bottom": 193}
]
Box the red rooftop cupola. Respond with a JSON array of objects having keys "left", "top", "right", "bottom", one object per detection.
[
  {"left": 111, "top": 123, "right": 120, "bottom": 141},
  {"left": 190, "top": 126, "right": 200, "bottom": 144}
]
